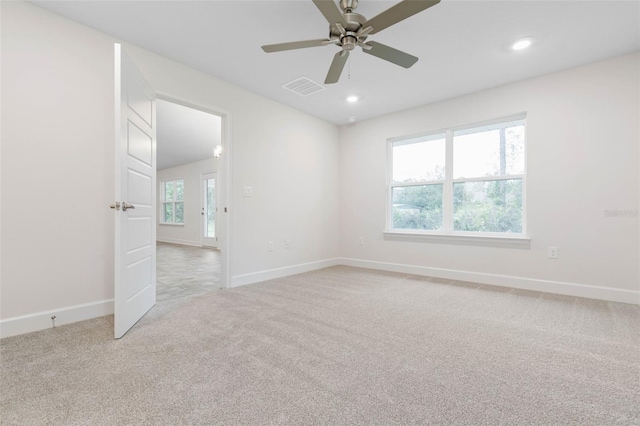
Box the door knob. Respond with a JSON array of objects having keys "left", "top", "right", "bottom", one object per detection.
[{"left": 122, "top": 202, "right": 135, "bottom": 211}]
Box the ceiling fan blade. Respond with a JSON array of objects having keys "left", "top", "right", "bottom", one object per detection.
[
  {"left": 362, "top": 41, "right": 418, "bottom": 68},
  {"left": 312, "top": 0, "right": 347, "bottom": 27},
  {"left": 325, "top": 50, "right": 349, "bottom": 84},
  {"left": 262, "top": 39, "right": 332, "bottom": 53},
  {"left": 364, "top": 0, "right": 440, "bottom": 35}
]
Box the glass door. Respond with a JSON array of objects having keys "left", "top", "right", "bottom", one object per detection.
[{"left": 201, "top": 172, "right": 217, "bottom": 248}]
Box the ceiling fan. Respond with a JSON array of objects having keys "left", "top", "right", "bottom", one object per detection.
[{"left": 261, "top": 0, "right": 441, "bottom": 85}]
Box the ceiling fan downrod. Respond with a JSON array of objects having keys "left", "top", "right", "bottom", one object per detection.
[{"left": 340, "top": 0, "right": 358, "bottom": 13}]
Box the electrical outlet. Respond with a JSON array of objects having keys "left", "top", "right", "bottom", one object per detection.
[
  {"left": 548, "top": 246, "right": 558, "bottom": 259},
  {"left": 268, "top": 241, "right": 274, "bottom": 252},
  {"left": 357, "top": 236, "right": 364, "bottom": 246},
  {"left": 242, "top": 186, "right": 253, "bottom": 197},
  {"left": 284, "top": 240, "right": 290, "bottom": 249}
]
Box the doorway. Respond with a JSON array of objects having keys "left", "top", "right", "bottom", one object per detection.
[
  {"left": 114, "top": 44, "right": 231, "bottom": 338},
  {"left": 155, "top": 98, "right": 226, "bottom": 302}
]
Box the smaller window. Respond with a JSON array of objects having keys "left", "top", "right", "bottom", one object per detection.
[{"left": 161, "top": 179, "right": 184, "bottom": 224}]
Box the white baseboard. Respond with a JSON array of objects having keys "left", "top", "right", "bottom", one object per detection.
[
  {"left": 4, "top": 257, "right": 636, "bottom": 339},
  {"left": 340, "top": 258, "right": 640, "bottom": 305},
  {"left": 0, "top": 299, "right": 114, "bottom": 339},
  {"left": 156, "top": 237, "right": 202, "bottom": 247},
  {"left": 231, "top": 258, "right": 341, "bottom": 288}
]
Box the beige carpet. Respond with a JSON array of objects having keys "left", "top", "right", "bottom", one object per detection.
[{"left": 1, "top": 266, "right": 639, "bottom": 425}]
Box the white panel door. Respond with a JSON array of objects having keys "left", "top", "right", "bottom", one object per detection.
[
  {"left": 114, "top": 44, "right": 156, "bottom": 339},
  {"left": 201, "top": 172, "right": 218, "bottom": 248}
]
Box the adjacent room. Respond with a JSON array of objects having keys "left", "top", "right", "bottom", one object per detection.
[
  {"left": 155, "top": 99, "right": 223, "bottom": 304},
  {"left": 1, "top": 0, "right": 638, "bottom": 424}
]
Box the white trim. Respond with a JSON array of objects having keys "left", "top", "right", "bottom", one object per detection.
[
  {"left": 0, "top": 299, "right": 114, "bottom": 339},
  {"left": 451, "top": 174, "right": 524, "bottom": 183},
  {"left": 452, "top": 113, "right": 527, "bottom": 134},
  {"left": 340, "top": 258, "right": 640, "bottom": 305},
  {"left": 383, "top": 231, "right": 530, "bottom": 247},
  {"left": 230, "top": 258, "right": 341, "bottom": 288},
  {"left": 521, "top": 115, "right": 529, "bottom": 236},
  {"left": 392, "top": 180, "right": 446, "bottom": 188},
  {"left": 389, "top": 129, "right": 448, "bottom": 145},
  {"left": 221, "top": 112, "right": 232, "bottom": 289},
  {"left": 444, "top": 129, "right": 454, "bottom": 232},
  {"left": 156, "top": 237, "right": 202, "bottom": 247},
  {"left": 386, "top": 140, "right": 393, "bottom": 235}
]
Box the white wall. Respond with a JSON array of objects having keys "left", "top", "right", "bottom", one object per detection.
[
  {"left": 2, "top": 2, "right": 116, "bottom": 324},
  {"left": 340, "top": 53, "right": 640, "bottom": 303},
  {"left": 0, "top": 1, "right": 340, "bottom": 334},
  {"left": 157, "top": 158, "right": 217, "bottom": 247}
]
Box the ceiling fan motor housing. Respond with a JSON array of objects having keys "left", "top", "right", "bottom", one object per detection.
[{"left": 330, "top": 12, "right": 368, "bottom": 50}]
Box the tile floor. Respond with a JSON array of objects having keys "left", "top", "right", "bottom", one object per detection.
[{"left": 156, "top": 241, "right": 221, "bottom": 303}]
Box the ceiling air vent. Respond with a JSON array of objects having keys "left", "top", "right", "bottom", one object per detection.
[{"left": 282, "top": 77, "right": 325, "bottom": 97}]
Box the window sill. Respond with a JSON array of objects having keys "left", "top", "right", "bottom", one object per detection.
[
  {"left": 159, "top": 223, "right": 184, "bottom": 227},
  {"left": 383, "top": 231, "right": 531, "bottom": 248}
]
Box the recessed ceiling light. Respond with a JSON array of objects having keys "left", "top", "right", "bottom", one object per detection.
[
  {"left": 512, "top": 38, "right": 532, "bottom": 51},
  {"left": 347, "top": 116, "right": 357, "bottom": 123},
  {"left": 347, "top": 95, "right": 359, "bottom": 103}
]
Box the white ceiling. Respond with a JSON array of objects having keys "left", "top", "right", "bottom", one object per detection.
[
  {"left": 30, "top": 1, "right": 639, "bottom": 125},
  {"left": 156, "top": 99, "right": 221, "bottom": 170}
]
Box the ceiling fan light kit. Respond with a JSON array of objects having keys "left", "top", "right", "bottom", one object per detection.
[{"left": 262, "top": 0, "right": 441, "bottom": 85}]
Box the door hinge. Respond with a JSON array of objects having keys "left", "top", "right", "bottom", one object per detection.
[
  {"left": 110, "top": 202, "right": 121, "bottom": 211},
  {"left": 224, "top": 207, "right": 228, "bottom": 213}
]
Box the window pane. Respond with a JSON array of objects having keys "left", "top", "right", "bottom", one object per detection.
[
  {"left": 163, "top": 202, "right": 174, "bottom": 223},
  {"left": 453, "top": 179, "right": 523, "bottom": 233},
  {"left": 392, "top": 185, "right": 443, "bottom": 230},
  {"left": 175, "top": 202, "right": 184, "bottom": 223},
  {"left": 453, "top": 121, "right": 524, "bottom": 179},
  {"left": 393, "top": 136, "right": 445, "bottom": 183},
  {"left": 164, "top": 181, "right": 174, "bottom": 201},
  {"left": 175, "top": 180, "right": 184, "bottom": 201}
]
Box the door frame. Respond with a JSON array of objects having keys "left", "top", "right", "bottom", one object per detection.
[
  {"left": 200, "top": 171, "right": 218, "bottom": 249},
  {"left": 156, "top": 92, "right": 231, "bottom": 289}
]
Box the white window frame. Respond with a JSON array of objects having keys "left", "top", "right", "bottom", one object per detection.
[
  {"left": 385, "top": 114, "right": 529, "bottom": 244},
  {"left": 160, "top": 179, "right": 184, "bottom": 225}
]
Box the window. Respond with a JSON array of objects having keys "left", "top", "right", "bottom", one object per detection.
[
  {"left": 389, "top": 115, "right": 526, "bottom": 237},
  {"left": 161, "top": 179, "right": 184, "bottom": 224}
]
